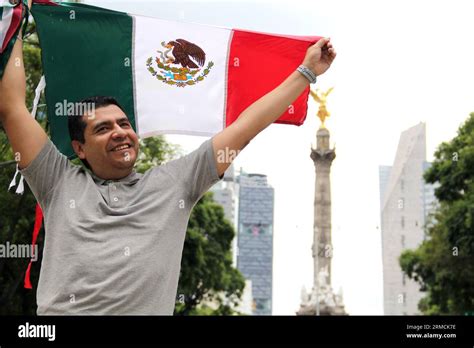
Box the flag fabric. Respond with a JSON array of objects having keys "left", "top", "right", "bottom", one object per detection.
[
  {"left": 31, "top": 0, "right": 321, "bottom": 158},
  {"left": 24, "top": 203, "right": 43, "bottom": 289},
  {"left": 0, "top": 0, "right": 28, "bottom": 79}
]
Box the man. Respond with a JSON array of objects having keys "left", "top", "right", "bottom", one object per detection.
[{"left": 0, "top": 2, "right": 336, "bottom": 314}]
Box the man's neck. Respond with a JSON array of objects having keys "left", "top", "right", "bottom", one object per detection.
[{"left": 90, "top": 168, "right": 134, "bottom": 181}]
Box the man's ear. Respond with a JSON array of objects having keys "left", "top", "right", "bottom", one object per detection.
[{"left": 71, "top": 140, "right": 86, "bottom": 160}]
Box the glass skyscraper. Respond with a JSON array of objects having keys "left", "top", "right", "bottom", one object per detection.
[{"left": 237, "top": 173, "right": 274, "bottom": 315}]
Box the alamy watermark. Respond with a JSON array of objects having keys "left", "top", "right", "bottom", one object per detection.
[
  {"left": 55, "top": 100, "right": 96, "bottom": 119},
  {"left": 0, "top": 242, "right": 38, "bottom": 261},
  {"left": 18, "top": 322, "right": 55, "bottom": 341},
  {"left": 216, "top": 147, "right": 241, "bottom": 164}
]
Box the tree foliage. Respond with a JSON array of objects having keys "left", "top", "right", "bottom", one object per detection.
[
  {"left": 0, "top": 147, "right": 41, "bottom": 315},
  {"left": 400, "top": 113, "right": 474, "bottom": 315},
  {"left": 135, "top": 137, "right": 179, "bottom": 173},
  {"left": 0, "top": 25, "right": 44, "bottom": 315},
  {"left": 174, "top": 192, "right": 245, "bottom": 315}
]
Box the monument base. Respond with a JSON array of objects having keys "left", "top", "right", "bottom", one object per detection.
[
  {"left": 297, "top": 302, "right": 347, "bottom": 316},
  {"left": 296, "top": 284, "right": 347, "bottom": 316}
]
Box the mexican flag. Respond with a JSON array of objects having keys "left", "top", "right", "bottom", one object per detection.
[{"left": 31, "top": 0, "right": 320, "bottom": 158}]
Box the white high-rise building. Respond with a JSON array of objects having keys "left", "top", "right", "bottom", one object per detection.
[{"left": 379, "top": 122, "right": 437, "bottom": 315}]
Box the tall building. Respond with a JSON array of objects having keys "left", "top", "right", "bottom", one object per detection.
[
  {"left": 379, "top": 165, "right": 392, "bottom": 208},
  {"left": 237, "top": 173, "right": 274, "bottom": 315},
  {"left": 379, "top": 122, "right": 437, "bottom": 315}
]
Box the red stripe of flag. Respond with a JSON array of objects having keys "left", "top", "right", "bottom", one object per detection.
[
  {"left": 24, "top": 203, "right": 43, "bottom": 289},
  {"left": 226, "top": 29, "right": 320, "bottom": 127}
]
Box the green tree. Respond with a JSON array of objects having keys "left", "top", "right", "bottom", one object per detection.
[
  {"left": 174, "top": 192, "right": 245, "bottom": 315},
  {"left": 400, "top": 113, "right": 474, "bottom": 315},
  {"left": 135, "top": 137, "right": 179, "bottom": 173},
  {"left": 0, "top": 23, "right": 45, "bottom": 315}
]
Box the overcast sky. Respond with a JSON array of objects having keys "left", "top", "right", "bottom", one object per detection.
[{"left": 84, "top": 0, "right": 474, "bottom": 315}]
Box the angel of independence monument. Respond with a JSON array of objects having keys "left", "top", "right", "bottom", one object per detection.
[{"left": 297, "top": 88, "right": 346, "bottom": 316}]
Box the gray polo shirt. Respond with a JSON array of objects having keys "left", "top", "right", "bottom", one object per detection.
[{"left": 20, "top": 138, "right": 221, "bottom": 315}]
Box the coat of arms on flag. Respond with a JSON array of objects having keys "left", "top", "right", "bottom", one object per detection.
[{"left": 146, "top": 39, "right": 214, "bottom": 87}]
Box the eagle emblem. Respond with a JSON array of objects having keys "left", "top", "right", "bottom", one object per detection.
[{"left": 146, "top": 39, "right": 214, "bottom": 87}]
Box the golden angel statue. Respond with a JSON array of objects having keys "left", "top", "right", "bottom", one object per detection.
[{"left": 310, "top": 87, "right": 334, "bottom": 128}]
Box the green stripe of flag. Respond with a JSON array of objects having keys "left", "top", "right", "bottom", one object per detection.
[{"left": 33, "top": 3, "right": 135, "bottom": 159}]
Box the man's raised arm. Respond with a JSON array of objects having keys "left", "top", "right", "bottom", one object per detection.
[
  {"left": 0, "top": 0, "right": 47, "bottom": 170},
  {"left": 212, "top": 37, "right": 336, "bottom": 177}
]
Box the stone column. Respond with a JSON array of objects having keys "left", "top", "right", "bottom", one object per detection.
[{"left": 310, "top": 127, "right": 336, "bottom": 287}]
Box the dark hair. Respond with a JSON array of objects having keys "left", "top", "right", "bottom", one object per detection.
[{"left": 67, "top": 96, "right": 126, "bottom": 169}]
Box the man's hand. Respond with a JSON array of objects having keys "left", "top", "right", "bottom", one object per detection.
[
  {"left": 302, "top": 37, "right": 337, "bottom": 76},
  {"left": 0, "top": 0, "right": 32, "bottom": 110}
]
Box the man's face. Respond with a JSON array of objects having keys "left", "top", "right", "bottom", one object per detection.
[{"left": 71, "top": 104, "right": 139, "bottom": 179}]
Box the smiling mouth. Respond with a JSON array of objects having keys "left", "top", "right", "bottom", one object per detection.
[{"left": 111, "top": 144, "right": 132, "bottom": 152}]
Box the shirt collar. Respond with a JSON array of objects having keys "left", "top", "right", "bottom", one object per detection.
[{"left": 89, "top": 169, "right": 142, "bottom": 186}]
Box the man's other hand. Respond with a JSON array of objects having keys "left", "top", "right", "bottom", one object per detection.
[{"left": 302, "top": 37, "right": 337, "bottom": 76}]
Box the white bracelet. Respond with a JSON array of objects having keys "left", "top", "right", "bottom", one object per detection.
[{"left": 297, "top": 65, "right": 317, "bottom": 84}]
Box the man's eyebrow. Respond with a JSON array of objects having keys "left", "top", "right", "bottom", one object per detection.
[
  {"left": 92, "top": 120, "right": 111, "bottom": 132},
  {"left": 92, "top": 118, "right": 130, "bottom": 132}
]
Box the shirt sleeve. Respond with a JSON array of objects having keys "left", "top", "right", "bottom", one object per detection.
[
  {"left": 19, "top": 139, "right": 73, "bottom": 206},
  {"left": 171, "top": 138, "right": 223, "bottom": 204}
]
